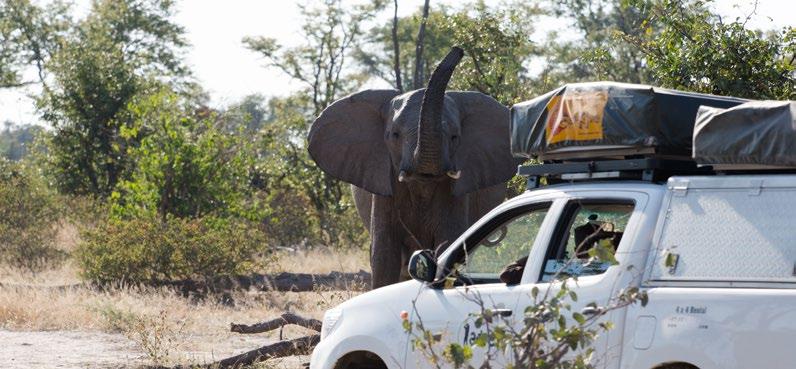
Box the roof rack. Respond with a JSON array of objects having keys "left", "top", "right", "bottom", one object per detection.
[{"left": 518, "top": 158, "right": 713, "bottom": 189}]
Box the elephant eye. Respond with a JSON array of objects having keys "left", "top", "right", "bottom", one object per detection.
[
  {"left": 451, "top": 135, "right": 459, "bottom": 142},
  {"left": 392, "top": 131, "right": 400, "bottom": 139}
]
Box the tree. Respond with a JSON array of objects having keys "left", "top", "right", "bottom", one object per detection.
[
  {"left": 357, "top": 4, "right": 453, "bottom": 91},
  {"left": 358, "top": 1, "right": 541, "bottom": 105},
  {"left": 0, "top": 122, "right": 44, "bottom": 160},
  {"left": 626, "top": 0, "right": 795, "bottom": 99},
  {"left": 39, "top": 0, "right": 189, "bottom": 196},
  {"left": 243, "top": 0, "right": 384, "bottom": 246},
  {"left": 543, "top": 0, "right": 655, "bottom": 85},
  {"left": 439, "top": 2, "right": 541, "bottom": 105},
  {"left": 220, "top": 94, "right": 273, "bottom": 133},
  {"left": 243, "top": 0, "right": 382, "bottom": 116},
  {"left": 0, "top": 0, "right": 71, "bottom": 88}
]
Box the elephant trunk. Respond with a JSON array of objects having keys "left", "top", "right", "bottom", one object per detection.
[{"left": 414, "top": 47, "right": 464, "bottom": 175}]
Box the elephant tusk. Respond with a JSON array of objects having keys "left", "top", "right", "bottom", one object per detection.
[
  {"left": 446, "top": 170, "right": 461, "bottom": 179},
  {"left": 399, "top": 170, "right": 408, "bottom": 182}
]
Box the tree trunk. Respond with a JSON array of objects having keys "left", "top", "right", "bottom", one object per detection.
[
  {"left": 392, "top": 0, "right": 403, "bottom": 92},
  {"left": 413, "top": 0, "right": 431, "bottom": 89}
]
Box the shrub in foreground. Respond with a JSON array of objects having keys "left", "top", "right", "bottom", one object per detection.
[
  {"left": 0, "top": 159, "right": 64, "bottom": 271},
  {"left": 76, "top": 216, "right": 267, "bottom": 284}
]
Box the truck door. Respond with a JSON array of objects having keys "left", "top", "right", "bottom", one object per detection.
[
  {"left": 527, "top": 192, "right": 648, "bottom": 369},
  {"left": 408, "top": 199, "right": 560, "bottom": 369}
]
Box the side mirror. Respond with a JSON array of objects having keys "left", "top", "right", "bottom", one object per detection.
[{"left": 408, "top": 249, "right": 437, "bottom": 283}]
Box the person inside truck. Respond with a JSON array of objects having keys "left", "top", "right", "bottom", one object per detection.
[
  {"left": 498, "top": 256, "right": 527, "bottom": 285},
  {"left": 573, "top": 214, "right": 619, "bottom": 258}
]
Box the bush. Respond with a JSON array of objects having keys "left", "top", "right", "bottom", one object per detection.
[
  {"left": 0, "top": 159, "right": 65, "bottom": 271},
  {"left": 76, "top": 216, "right": 268, "bottom": 284},
  {"left": 112, "top": 91, "right": 254, "bottom": 220}
]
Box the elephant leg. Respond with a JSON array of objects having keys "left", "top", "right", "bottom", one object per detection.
[
  {"left": 435, "top": 195, "right": 470, "bottom": 257},
  {"left": 369, "top": 194, "right": 403, "bottom": 289},
  {"left": 352, "top": 185, "right": 372, "bottom": 233}
]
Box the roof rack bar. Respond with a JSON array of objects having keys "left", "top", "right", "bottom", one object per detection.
[
  {"left": 519, "top": 158, "right": 714, "bottom": 189},
  {"left": 518, "top": 158, "right": 704, "bottom": 177}
]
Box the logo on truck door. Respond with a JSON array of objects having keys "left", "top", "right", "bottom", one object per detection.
[{"left": 545, "top": 91, "right": 608, "bottom": 144}]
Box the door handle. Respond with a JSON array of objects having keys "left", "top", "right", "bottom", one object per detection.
[
  {"left": 492, "top": 308, "right": 513, "bottom": 317},
  {"left": 581, "top": 306, "right": 603, "bottom": 316}
]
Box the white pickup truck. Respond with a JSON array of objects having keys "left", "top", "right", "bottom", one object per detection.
[
  {"left": 311, "top": 171, "right": 796, "bottom": 369},
  {"left": 310, "top": 83, "right": 796, "bottom": 369}
]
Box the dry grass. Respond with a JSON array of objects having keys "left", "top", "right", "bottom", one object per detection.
[
  {"left": 0, "top": 247, "right": 369, "bottom": 367},
  {"left": 266, "top": 247, "right": 370, "bottom": 274}
]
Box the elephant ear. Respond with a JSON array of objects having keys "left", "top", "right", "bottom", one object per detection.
[
  {"left": 449, "top": 92, "right": 518, "bottom": 197},
  {"left": 308, "top": 89, "right": 400, "bottom": 196}
]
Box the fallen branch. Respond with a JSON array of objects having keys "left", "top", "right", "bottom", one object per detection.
[
  {"left": 166, "top": 335, "right": 320, "bottom": 369},
  {"left": 212, "top": 334, "right": 320, "bottom": 368},
  {"left": 231, "top": 312, "right": 322, "bottom": 334}
]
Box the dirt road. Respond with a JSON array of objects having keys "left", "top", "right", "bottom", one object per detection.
[
  {"left": 0, "top": 329, "right": 299, "bottom": 368},
  {"left": 1, "top": 330, "right": 145, "bottom": 368}
]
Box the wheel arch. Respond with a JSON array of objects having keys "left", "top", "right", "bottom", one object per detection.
[
  {"left": 652, "top": 362, "right": 700, "bottom": 369},
  {"left": 333, "top": 350, "right": 388, "bottom": 369}
]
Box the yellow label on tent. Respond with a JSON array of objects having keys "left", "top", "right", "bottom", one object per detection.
[{"left": 545, "top": 91, "right": 608, "bottom": 144}]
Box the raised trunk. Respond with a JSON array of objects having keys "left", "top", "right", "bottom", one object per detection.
[{"left": 414, "top": 47, "right": 464, "bottom": 174}]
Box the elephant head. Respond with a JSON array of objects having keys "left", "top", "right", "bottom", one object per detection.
[{"left": 307, "top": 47, "right": 516, "bottom": 198}]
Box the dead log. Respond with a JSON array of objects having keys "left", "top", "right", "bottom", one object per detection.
[
  {"left": 211, "top": 334, "right": 320, "bottom": 368},
  {"left": 166, "top": 335, "right": 320, "bottom": 369},
  {"left": 231, "top": 312, "right": 322, "bottom": 334}
]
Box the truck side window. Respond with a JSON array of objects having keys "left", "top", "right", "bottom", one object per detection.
[
  {"left": 450, "top": 206, "right": 550, "bottom": 286},
  {"left": 540, "top": 201, "right": 634, "bottom": 282}
]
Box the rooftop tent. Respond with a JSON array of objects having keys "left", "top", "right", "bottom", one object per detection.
[
  {"left": 694, "top": 101, "right": 796, "bottom": 169},
  {"left": 510, "top": 81, "right": 745, "bottom": 160}
]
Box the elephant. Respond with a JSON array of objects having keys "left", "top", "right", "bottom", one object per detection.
[{"left": 307, "top": 47, "right": 520, "bottom": 288}]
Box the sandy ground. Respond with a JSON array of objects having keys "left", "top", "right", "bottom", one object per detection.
[
  {"left": 1, "top": 329, "right": 309, "bottom": 368},
  {"left": 1, "top": 330, "right": 145, "bottom": 368}
]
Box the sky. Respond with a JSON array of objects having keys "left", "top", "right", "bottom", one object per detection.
[{"left": 1, "top": 0, "right": 795, "bottom": 126}]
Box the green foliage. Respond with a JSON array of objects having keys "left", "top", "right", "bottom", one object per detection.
[
  {"left": 39, "top": 0, "right": 189, "bottom": 197},
  {"left": 251, "top": 95, "right": 367, "bottom": 247},
  {"left": 626, "top": 0, "right": 796, "bottom": 99},
  {"left": 0, "top": 159, "right": 65, "bottom": 271},
  {"left": 111, "top": 91, "right": 254, "bottom": 220},
  {"left": 76, "top": 215, "right": 266, "bottom": 284}
]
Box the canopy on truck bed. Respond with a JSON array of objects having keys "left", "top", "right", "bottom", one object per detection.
[
  {"left": 694, "top": 101, "right": 796, "bottom": 169},
  {"left": 510, "top": 81, "right": 745, "bottom": 160}
]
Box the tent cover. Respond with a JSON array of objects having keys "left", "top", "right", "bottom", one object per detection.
[
  {"left": 694, "top": 101, "right": 796, "bottom": 167},
  {"left": 511, "top": 81, "right": 745, "bottom": 159}
]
